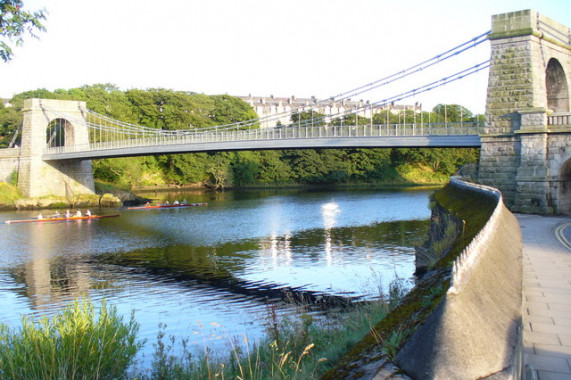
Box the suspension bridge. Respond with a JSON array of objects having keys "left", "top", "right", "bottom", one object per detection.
[
  {"left": 41, "top": 110, "right": 483, "bottom": 161},
  {"left": 1, "top": 9, "right": 570, "bottom": 214},
  {"left": 34, "top": 29, "right": 491, "bottom": 160}
]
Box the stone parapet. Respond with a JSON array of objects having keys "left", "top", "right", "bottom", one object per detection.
[{"left": 518, "top": 108, "right": 549, "bottom": 131}]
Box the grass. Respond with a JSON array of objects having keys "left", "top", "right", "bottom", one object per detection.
[
  {"left": 397, "top": 164, "right": 450, "bottom": 184},
  {"left": 131, "top": 284, "right": 404, "bottom": 380},
  {"left": 0, "top": 299, "right": 142, "bottom": 380},
  {"left": 0, "top": 279, "right": 405, "bottom": 380},
  {"left": 94, "top": 181, "right": 130, "bottom": 194},
  {"left": 0, "top": 181, "right": 21, "bottom": 206}
]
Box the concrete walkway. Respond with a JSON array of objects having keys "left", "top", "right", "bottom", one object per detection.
[{"left": 519, "top": 214, "right": 571, "bottom": 380}]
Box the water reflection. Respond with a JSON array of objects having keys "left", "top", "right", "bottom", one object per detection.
[
  {"left": 10, "top": 221, "right": 100, "bottom": 314},
  {"left": 0, "top": 188, "right": 433, "bottom": 363},
  {"left": 322, "top": 201, "right": 340, "bottom": 265},
  {"left": 260, "top": 231, "right": 293, "bottom": 270},
  {"left": 92, "top": 218, "right": 428, "bottom": 304}
]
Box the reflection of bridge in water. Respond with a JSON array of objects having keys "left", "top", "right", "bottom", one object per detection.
[{"left": 6, "top": 203, "right": 429, "bottom": 315}]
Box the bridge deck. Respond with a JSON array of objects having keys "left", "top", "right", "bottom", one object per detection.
[{"left": 41, "top": 123, "right": 482, "bottom": 160}]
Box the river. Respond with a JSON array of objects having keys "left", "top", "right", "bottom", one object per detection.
[{"left": 0, "top": 187, "right": 433, "bottom": 365}]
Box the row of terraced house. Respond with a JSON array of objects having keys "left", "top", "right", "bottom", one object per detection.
[{"left": 237, "top": 95, "right": 420, "bottom": 128}]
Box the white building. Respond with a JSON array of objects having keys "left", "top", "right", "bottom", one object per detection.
[{"left": 237, "top": 95, "right": 420, "bottom": 128}]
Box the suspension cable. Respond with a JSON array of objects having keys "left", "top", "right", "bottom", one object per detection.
[
  {"left": 39, "top": 31, "right": 491, "bottom": 143},
  {"left": 196, "top": 30, "right": 491, "bottom": 131}
]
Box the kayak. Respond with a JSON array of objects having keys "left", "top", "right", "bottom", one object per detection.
[
  {"left": 127, "top": 203, "right": 208, "bottom": 210},
  {"left": 4, "top": 214, "right": 120, "bottom": 224}
]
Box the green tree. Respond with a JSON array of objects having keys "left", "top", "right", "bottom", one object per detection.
[
  {"left": 283, "top": 149, "right": 326, "bottom": 183},
  {"left": 432, "top": 104, "right": 473, "bottom": 123},
  {"left": 372, "top": 109, "right": 400, "bottom": 125},
  {"left": 333, "top": 113, "right": 371, "bottom": 126},
  {"left": 0, "top": 102, "right": 21, "bottom": 147},
  {"left": 232, "top": 151, "right": 260, "bottom": 186},
  {"left": 0, "top": 85, "right": 482, "bottom": 187},
  {"left": 211, "top": 95, "right": 259, "bottom": 128},
  {"left": 206, "top": 153, "right": 233, "bottom": 189},
  {"left": 257, "top": 150, "right": 293, "bottom": 183},
  {"left": 320, "top": 149, "right": 351, "bottom": 183},
  {"left": 92, "top": 157, "right": 145, "bottom": 189},
  {"left": 347, "top": 148, "right": 392, "bottom": 180},
  {"left": 159, "top": 153, "right": 210, "bottom": 185},
  {"left": 0, "top": 0, "right": 46, "bottom": 61},
  {"left": 291, "top": 110, "right": 326, "bottom": 127}
]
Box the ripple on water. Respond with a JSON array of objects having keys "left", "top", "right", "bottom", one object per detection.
[{"left": 0, "top": 188, "right": 432, "bottom": 368}]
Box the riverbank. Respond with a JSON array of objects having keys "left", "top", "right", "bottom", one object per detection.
[
  {"left": 322, "top": 179, "right": 523, "bottom": 379},
  {"left": 0, "top": 181, "right": 143, "bottom": 210},
  {"left": 11, "top": 193, "right": 123, "bottom": 210},
  {"left": 0, "top": 180, "right": 444, "bottom": 210}
]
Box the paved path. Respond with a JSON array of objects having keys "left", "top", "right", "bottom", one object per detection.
[{"left": 519, "top": 214, "right": 571, "bottom": 380}]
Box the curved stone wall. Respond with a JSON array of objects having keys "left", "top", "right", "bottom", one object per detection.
[{"left": 396, "top": 179, "right": 523, "bottom": 379}]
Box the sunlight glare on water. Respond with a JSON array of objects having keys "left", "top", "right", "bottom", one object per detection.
[{"left": 0, "top": 188, "right": 433, "bottom": 366}]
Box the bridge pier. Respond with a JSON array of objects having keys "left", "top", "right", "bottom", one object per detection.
[
  {"left": 479, "top": 10, "right": 571, "bottom": 215},
  {"left": 18, "top": 99, "right": 95, "bottom": 198},
  {"left": 513, "top": 109, "right": 555, "bottom": 214}
]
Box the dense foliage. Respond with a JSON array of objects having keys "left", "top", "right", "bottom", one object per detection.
[
  {"left": 0, "top": 0, "right": 45, "bottom": 61},
  {"left": 0, "top": 299, "right": 141, "bottom": 379},
  {"left": 0, "top": 85, "right": 480, "bottom": 188}
]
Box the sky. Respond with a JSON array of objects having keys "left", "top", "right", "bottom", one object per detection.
[{"left": 1, "top": 0, "right": 570, "bottom": 115}]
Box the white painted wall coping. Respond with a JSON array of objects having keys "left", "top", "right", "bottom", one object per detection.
[{"left": 448, "top": 178, "right": 503, "bottom": 295}]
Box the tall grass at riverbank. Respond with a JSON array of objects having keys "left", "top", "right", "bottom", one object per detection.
[
  {"left": 0, "top": 299, "right": 142, "bottom": 380},
  {"left": 134, "top": 280, "right": 406, "bottom": 380},
  {"left": 0, "top": 280, "right": 405, "bottom": 379},
  {"left": 0, "top": 181, "right": 20, "bottom": 206}
]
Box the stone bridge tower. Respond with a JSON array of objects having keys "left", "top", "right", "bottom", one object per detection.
[
  {"left": 18, "top": 98, "right": 95, "bottom": 198},
  {"left": 479, "top": 9, "right": 571, "bottom": 214}
]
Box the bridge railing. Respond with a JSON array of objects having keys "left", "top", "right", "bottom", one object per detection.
[
  {"left": 548, "top": 112, "right": 571, "bottom": 126},
  {"left": 43, "top": 122, "right": 483, "bottom": 156}
]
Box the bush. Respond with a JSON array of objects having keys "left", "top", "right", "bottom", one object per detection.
[
  {"left": 0, "top": 181, "right": 21, "bottom": 205},
  {"left": 0, "top": 299, "right": 142, "bottom": 380},
  {"left": 7, "top": 169, "right": 18, "bottom": 186}
]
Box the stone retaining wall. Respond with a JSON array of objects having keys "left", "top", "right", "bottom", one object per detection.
[
  {"left": 396, "top": 179, "right": 523, "bottom": 379},
  {"left": 0, "top": 148, "right": 20, "bottom": 182}
]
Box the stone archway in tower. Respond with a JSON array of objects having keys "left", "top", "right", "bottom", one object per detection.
[
  {"left": 546, "top": 58, "right": 569, "bottom": 112},
  {"left": 46, "top": 118, "right": 74, "bottom": 148},
  {"left": 560, "top": 159, "right": 571, "bottom": 215}
]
